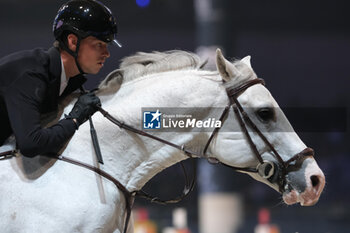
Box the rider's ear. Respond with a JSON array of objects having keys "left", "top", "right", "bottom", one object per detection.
[
  {"left": 67, "top": 34, "right": 78, "bottom": 52},
  {"left": 216, "top": 48, "right": 239, "bottom": 82}
]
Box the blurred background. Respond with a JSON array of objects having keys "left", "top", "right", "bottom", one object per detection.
[{"left": 1, "top": 0, "right": 349, "bottom": 232}]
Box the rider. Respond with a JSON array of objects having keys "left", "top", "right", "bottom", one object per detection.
[{"left": 0, "top": 0, "right": 121, "bottom": 157}]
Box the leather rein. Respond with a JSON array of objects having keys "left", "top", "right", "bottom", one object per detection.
[{"left": 0, "top": 78, "right": 314, "bottom": 233}]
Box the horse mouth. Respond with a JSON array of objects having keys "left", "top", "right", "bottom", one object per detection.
[
  {"left": 282, "top": 190, "right": 319, "bottom": 206},
  {"left": 282, "top": 172, "right": 325, "bottom": 206}
]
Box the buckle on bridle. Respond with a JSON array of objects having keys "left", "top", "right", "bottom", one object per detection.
[{"left": 257, "top": 160, "right": 276, "bottom": 179}]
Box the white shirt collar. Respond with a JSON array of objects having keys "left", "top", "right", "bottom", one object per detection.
[{"left": 59, "top": 57, "right": 68, "bottom": 96}]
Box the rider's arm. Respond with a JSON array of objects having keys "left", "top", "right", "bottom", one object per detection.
[{"left": 4, "top": 72, "right": 77, "bottom": 157}]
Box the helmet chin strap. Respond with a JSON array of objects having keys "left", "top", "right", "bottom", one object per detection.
[
  {"left": 59, "top": 35, "right": 86, "bottom": 76},
  {"left": 73, "top": 37, "right": 86, "bottom": 75}
]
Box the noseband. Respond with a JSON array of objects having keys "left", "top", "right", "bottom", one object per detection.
[{"left": 203, "top": 78, "right": 315, "bottom": 192}]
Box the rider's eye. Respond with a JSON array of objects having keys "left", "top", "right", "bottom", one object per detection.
[{"left": 256, "top": 107, "right": 275, "bottom": 123}]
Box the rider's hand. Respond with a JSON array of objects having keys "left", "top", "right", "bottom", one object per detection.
[{"left": 66, "top": 92, "right": 101, "bottom": 127}]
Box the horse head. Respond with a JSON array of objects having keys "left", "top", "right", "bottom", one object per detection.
[{"left": 209, "top": 49, "right": 325, "bottom": 206}]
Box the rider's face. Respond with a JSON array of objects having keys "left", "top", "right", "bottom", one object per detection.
[{"left": 77, "top": 36, "right": 110, "bottom": 74}]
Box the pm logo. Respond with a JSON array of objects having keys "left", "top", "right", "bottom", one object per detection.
[{"left": 143, "top": 110, "right": 162, "bottom": 129}]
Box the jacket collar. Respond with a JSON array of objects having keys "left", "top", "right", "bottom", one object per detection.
[
  {"left": 48, "top": 47, "right": 87, "bottom": 98},
  {"left": 60, "top": 74, "right": 87, "bottom": 98}
]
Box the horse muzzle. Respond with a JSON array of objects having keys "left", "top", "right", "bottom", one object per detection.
[{"left": 282, "top": 157, "right": 325, "bottom": 206}]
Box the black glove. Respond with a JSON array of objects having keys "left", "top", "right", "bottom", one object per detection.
[{"left": 66, "top": 92, "right": 101, "bottom": 127}]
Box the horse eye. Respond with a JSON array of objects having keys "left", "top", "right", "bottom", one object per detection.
[{"left": 256, "top": 107, "right": 275, "bottom": 123}]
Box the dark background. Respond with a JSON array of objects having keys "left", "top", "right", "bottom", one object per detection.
[{"left": 1, "top": 0, "right": 349, "bottom": 232}]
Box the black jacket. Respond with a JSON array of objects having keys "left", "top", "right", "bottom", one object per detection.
[{"left": 0, "top": 47, "right": 86, "bottom": 157}]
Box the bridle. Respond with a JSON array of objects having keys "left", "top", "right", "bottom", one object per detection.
[
  {"left": 203, "top": 78, "right": 315, "bottom": 193},
  {"left": 0, "top": 78, "right": 314, "bottom": 233}
]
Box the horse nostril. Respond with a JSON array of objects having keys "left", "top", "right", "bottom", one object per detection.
[{"left": 310, "top": 175, "right": 319, "bottom": 187}]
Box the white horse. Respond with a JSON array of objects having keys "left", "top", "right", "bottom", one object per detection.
[{"left": 0, "top": 49, "right": 325, "bottom": 233}]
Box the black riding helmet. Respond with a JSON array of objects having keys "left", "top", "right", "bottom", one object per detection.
[{"left": 53, "top": 0, "right": 121, "bottom": 74}]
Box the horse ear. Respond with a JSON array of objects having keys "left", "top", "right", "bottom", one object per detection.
[
  {"left": 241, "top": 55, "right": 252, "bottom": 68},
  {"left": 215, "top": 48, "right": 239, "bottom": 82}
]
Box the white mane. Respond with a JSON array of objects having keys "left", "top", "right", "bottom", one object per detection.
[{"left": 98, "top": 50, "right": 206, "bottom": 95}]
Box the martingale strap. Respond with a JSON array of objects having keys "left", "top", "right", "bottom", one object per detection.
[
  {"left": 135, "top": 159, "right": 196, "bottom": 204},
  {"left": 54, "top": 152, "right": 196, "bottom": 233},
  {"left": 55, "top": 155, "right": 135, "bottom": 233}
]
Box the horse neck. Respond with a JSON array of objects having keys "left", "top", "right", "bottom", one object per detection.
[{"left": 63, "top": 70, "right": 226, "bottom": 191}]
